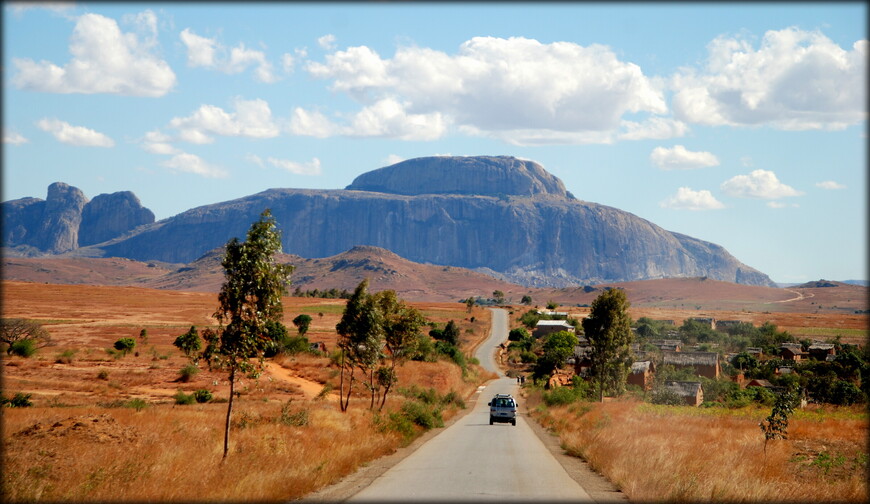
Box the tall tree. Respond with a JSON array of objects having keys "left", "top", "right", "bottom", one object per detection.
[
  {"left": 0, "top": 318, "right": 52, "bottom": 354},
  {"left": 372, "top": 290, "right": 426, "bottom": 410},
  {"left": 335, "top": 279, "right": 382, "bottom": 412},
  {"left": 582, "top": 288, "right": 634, "bottom": 402},
  {"left": 292, "top": 314, "right": 312, "bottom": 337},
  {"left": 200, "top": 209, "right": 293, "bottom": 459}
]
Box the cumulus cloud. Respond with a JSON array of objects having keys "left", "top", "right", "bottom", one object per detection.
[
  {"left": 650, "top": 145, "right": 720, "bottom": 170},
  {"left": 766, "top": 201, "right": 799, "bottom": 209},
  {"left": 672, "top": 27, "right": 867, "bottom": 130},
  {"left": 290, "top": 99, "right": 446, "bottom": 141},
  {"left": 816, "top": 180, "right": 846, "bottom": 190},
  {"left": 179, "top": 28, "right": 277, "bottom": 83},
  {"left": 318, "top": 34, "right": 336, "bottom": 50},
  {"left": 13, "top": 12, "right": 176, "bottom": 97},
  {"left": 660, "top": 187, "right": 725, "bottom": 211},
  {"left": 721, "top": 169, "right": 803, "bottom": 199},
  {"left": 3, "top": 130, "right": 29, "bottom": 145},
  {"left": 140, "top": 129, "right": 180, "bottom": 155},
  {"left": 249, "top": 155, "right": 322, "bottom": 176},
  {"left": 161, "top": 152, "right": 228, "bottom": 178},
  {"left": 168, "top": 98, "right": 280, "bottom": 143},
  {"left": 36, "top": 118, "right": 114, "bottom": 147},
  {"left": 304, "top": 36, "right": 671, "bottom": 144}
]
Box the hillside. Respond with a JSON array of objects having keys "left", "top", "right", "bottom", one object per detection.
[{"left": 3, "top": 156, "right": 775, "bottom": 288}]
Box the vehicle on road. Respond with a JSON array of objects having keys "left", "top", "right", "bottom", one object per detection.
[{"left": 488, "top": 393, "right": 517, "bottom": 426}]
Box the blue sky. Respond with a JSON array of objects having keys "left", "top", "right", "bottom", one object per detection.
[{"left": 3, "top": 2, "right": 867, "bottom": 284}]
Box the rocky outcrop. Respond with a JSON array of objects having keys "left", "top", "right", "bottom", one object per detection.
[
  {"left": 2, "top": 183, "right": 154, "bottom": 254},
  {"left": 79, "top": 192, "right": 155, "bottom": 246},
  {"left": 346, "top": 155, "right": 572, "bottom": 198},
  {"left": 3, "top": 157, "right": 776, "bottom": 287}
]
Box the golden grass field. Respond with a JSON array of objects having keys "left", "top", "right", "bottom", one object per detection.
[
  {"left": 527, "top": 394, "right": 868, "bottom": 503},
  {"left": 2, "top": 279, "right": 868, "bottom": 502},
  {"left": 1, "top": 281, "right": 494, "bottom": 501}
]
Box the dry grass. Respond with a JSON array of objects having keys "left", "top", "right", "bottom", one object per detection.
[{"left": 529, "top": 395, "right": 869, "bottom": 502}]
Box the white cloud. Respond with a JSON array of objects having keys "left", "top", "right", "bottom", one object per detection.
[
  {"left": 36, "top": 118, "right": 114, "bottom": 147},
  {"left": 168, "top": 98, "right": 280, "bottom": 143},
  {"left": 672, "top": 28, "right": 867, "bottom": 130},
  {"left": 267, "top": 157, "right": 322, "bottom": 176},
  {"left": 767, "top": 201, "right": 799, "bottom": 209},
  {"left": 721, "top": 169, "right": 803, "bottom": 199},
  {"left": 3, "top": 130, "right": 29, "bottom": 145},
  {"left": 161, "top": 152, "right": 228, "bottom": 178},
  {"left": 660, "top": 187, "right": 725, "bottom": 211},
  {"left": 7, "top": 2, "right": 75, "bottom": 15},
  {"left": 816, "top": 180, "right": 846, "bottom": 190},
  {"left": 318, "top": 34, "right": 336, "bottom": 50},
  {"left": 650, "top": 145, "right": 720, "bottom": 170},
  {"left": 385, "top": 154, "right": 405, "bottom": 166},
  {"left": 346, "top": 98, "right": 447, "bottom": 140},
  {"left": 304, "top": 36, "right": 671, "bottom": 144},
  {"left": 140, "top": 129, "right": 180, "bottom": 154},
  {"left": 618, "top": 117, "right": 689, "bottom": 141},
  {"left": 179, "top": 28, "right": 277, "bottom": 83},
  {"left": 13, "top": 12, "right": 176, "bottom": 97},
  {"left": 288, "top": 107, "right": 338, "bottom": 138}
]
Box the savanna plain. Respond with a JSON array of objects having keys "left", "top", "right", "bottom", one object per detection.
[{"left": 2, "top": 280, "right": 868, "bottom": 502}]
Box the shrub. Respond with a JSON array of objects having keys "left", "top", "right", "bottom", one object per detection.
[
  {"left": 96, "top": 369, "right": 109, "bottom": 380},
  {"left": 279, "top": 399, "right": 309, "bottom": 426},
  {"left": 173, "top": 326, "right": 201, "bottom": 356},
  {"left": 124, "top": 398, "right": 148, "bottom": 411},
  {"left": 55, "top": 349, "right": 75, "bottom": 364},
  {"left": 9, "top": 339, "right": 37, "bottom": 358},
  {"left": 113, "top": 337, "right": 136, "bottom": 356},
  {"left": 179, "top": 364, "right": 199, "bottom": 382},
  {"left": 649, "top": 388, "right": 684, "bottom": 406},
  {"left": 1, "top": 392, "right": 33, "bottom": 408},
  {"left": 193, "top": 389, "right": 213, "bottom": 403},
  {"left": 401, "top": 400, "right": 443, "bottom": 429},
  {"left": 543, "top": 381, "right": 592, "bottom": 406},
  {"left": 173, "top": 391, "right": 195, "bottom": 405}
]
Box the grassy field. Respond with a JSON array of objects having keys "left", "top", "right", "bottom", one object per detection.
[{"left": 527, "top": 392, "right": 868, "bottom": 502}]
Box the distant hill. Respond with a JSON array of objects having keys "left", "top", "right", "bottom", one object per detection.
[{"left": 3, "top": 156, "right": 775, "bottom": 287}]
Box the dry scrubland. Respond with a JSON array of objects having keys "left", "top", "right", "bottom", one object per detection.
[
  {"left": 528, "top": 393, "right": 868, "bottom": 502},
  {"left": 1, "top": 281, "right": 493, "bottom": 501}
]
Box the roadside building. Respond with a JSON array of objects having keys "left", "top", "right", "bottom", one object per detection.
[
  {"left": 807, "top": 342, "right": 836, "bottom": 361},
  {"left": 534, "top": 320, "right": 575, "bottom": 339},
  {"left": 628, "top": 360, "right": 656, "bottom": 390},
  {"left": 663, "top": 381, "right": 704, "bottom": 406},
  {"left": 779, "top": 343, "right": 806, "bottom": 361},
  {"left": 687, "top": 317, "right": 716, "bottom": 330},
  {"left": 662, "top": 351, "right": 720, "bottom": 379}
]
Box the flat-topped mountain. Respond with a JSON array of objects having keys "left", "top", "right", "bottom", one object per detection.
[{"left": 2, "top": 156, "right": 775, "bottom": 287}]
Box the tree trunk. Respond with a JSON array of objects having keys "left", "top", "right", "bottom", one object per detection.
[
  {"left": 369, "top": 367, "right": 376, "bottom": 410},
  {"left": 223, "top": 366, "right": 236, "bottom": 460},
  {"left": 339, "top": 351, "right": 346, "bottom": 412}
]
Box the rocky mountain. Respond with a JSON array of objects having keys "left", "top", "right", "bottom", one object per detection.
[
  {"left": 2, "top": 183, "right": 154, "bottom": 255},
  {"left": 2, "top": 156, "right": 776, "bottom": 287}
]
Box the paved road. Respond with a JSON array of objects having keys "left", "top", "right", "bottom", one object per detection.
[{"left": 348, "top": 308, "right": 593, "bottom": 502}]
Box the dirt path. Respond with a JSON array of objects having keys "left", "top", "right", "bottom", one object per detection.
[
  {"left": 770, "top": 288, "right": 815, "bottom": 304},
  {"left": 264, "top": 362, "right": 336, "bottom": 401}
]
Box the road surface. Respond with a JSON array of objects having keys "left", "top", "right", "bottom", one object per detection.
[{"left": 348, "top": 308, "right": 594, "bottom": 502}]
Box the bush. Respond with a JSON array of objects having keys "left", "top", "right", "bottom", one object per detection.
[
  {"left": 650, "top": 388, "right": 684, "bottom": 406},
  {"left": 113, "top": 337, "right": 136, "bottom": 356},
  {"left": 401, "top": 400, "right": 443, "bottom": 429},
  {"left": 1, "top": 392, "right": 33, "bottom": 408},
  {"left": 179, "top": 364, "right": 199, "bottom": 382},
  {"left": 173, "top": 391, "right": 195, "bottom": 405},
  {"left": 9, "top": 339, "right": 37, "bottom": 357},
  {"left": 193, "top": 389, "right": 213, "bottom": 403},
  {"left": 55, "top": 349, "right": 75, "bottom": 364},
  {"left": 97, "top": 369, "right": 109, "bottom": 380},
  {"left": 124, "top": 398, "right": 148, "bottom": 411}
]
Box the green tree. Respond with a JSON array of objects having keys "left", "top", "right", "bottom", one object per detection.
[
  {"left": 335, "top": 279, "right": 383, "bottom": 412},
  {"left": 372, "top": 290, "right": 426, "bottom": 410},
  {"left": 174, "top": 326, "right": 202, "bottom": 357},
  {"left": 760, "top": 387, "right": 798, "bottom": 453},
  {"left": 114, "top": 337, "right": 136, "bottom": 356},
  {"left": 292, "top": 314, "right": 313, "bottom": 337},
  {"left": 0, "top": 318, "right": 52, "bottom": 354},
  {"left": 442, "top": 320, "right": 460, "bottom": 346},
  {"left": 139, "top": 328, "right": 149, "bottom": 344},
  {"left": 508, "top": 327, "right": 530, "bottom": 342},
  {"left": 492, "top": 290, "right": 505, "bottom": 305},
  {"left": 534, "top": 330, "right": 579, "bottom": 379},
  {"left": 546, "top": 301, "right": 558, "bottom": 310},
  {"left": 521, "top": 295, "right": 533, "bottom": 305},
  {"left": 199, "top": 209, "right": 294, "bottom": 459},
  {"left": 582, "top": 288, "right": 634, "bottom": 402},
  {"left": 465, "top": 297, "right": 475, "bottom": 313}
]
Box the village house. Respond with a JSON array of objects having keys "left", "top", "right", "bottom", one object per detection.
[
  {"left": 687, "top": 317, "right": 716, "bottom": 330},
  {"left": 779, "top": 343, "right": 805, "bottom": 361},
  {"left": 746, "top": 378, "right": 775, "bottom": 390},
  {"left": 534, "top": 320, "right": 575, "bottom": 339},
  {"left": 628, "top": 360, "right": 656, "bottom": 390},
  {"left": 539, "top": 310, "right": 569, "bottom": 320},
  {"left": 745, "top": 347, "right": 763, "bottom": 357},
  {"left": 715, "top": 320, "right": 746, "bottom": 330},
  {"left": 664, "top": 381, "right": 704, "bottom": 406},
  {"left": 662, "top": 351, "right": 720, "bottom": 379},
  {"left": 571, "top": 345, "right": 592, "bottom": 377},
  {"left": 807, "top": 342, "right": 836, "bottom": 361},
  {"left": 650, "top": 339, "right": 683, "bottom": 352}
]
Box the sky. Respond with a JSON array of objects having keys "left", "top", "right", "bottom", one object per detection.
[{"left": 2, "top": 2, "right": 867, "bottom": 284}]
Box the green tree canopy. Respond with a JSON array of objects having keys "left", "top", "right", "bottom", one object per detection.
[
  {"left": 582, "top": 288, "right": 633, "bottom": 402},
  {"left": 174, "top": 326, "right": 202, "bottom": 357},
  {"left": 199, "top": 209, "right": 293, "bottom": 459},
  {"left": 292, "top": 314, "right": 312, "bottom": 337},
  {"left": 335, "top": 279, "right": 383, "bottom": 412}
]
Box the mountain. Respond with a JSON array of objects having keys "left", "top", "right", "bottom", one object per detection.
[
  {"left": 2, "top": 155, "right": 775, "bottom": 288},
  {"left": 2, "top": 183, "right": 154, "bottom": 255}
]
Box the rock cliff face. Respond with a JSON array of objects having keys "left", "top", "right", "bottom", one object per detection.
[
  {"left": 2, "top": 184, "right": 154, "bottom": 254},
  {"left": 84, "top": 156, "right": 774, "bottom": 287},
  {"left": 79, "top": 192, "right": 155, "bottom": 246}
]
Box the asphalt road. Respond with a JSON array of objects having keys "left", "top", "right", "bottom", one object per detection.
[{"left": 348, "top": 308, "right": 594, "bottom": 502}]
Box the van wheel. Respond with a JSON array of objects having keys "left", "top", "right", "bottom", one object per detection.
[
  {"left": 511, "top": 419, "right": 516, "bottom": 426},
  {"left": 489, "top": 417, "right": 494, "bottom": 425}
]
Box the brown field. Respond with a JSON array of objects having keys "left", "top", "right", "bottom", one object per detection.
[
  {"left": 528, "top": 394, "right": 868, "bottom": 502},
  {"left": 1, "top": 281, "right": 494, "bottom": 501}
]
